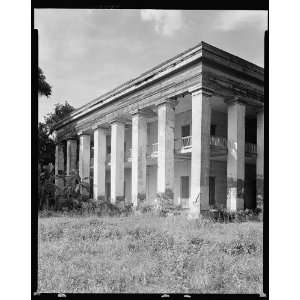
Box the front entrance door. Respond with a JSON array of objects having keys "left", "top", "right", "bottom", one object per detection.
[
  {"left": 180, "top": 176, "right": 189, "bottom": 208},
  {"left": 106, "top": 182, "right": 110, "bottom": 201}
]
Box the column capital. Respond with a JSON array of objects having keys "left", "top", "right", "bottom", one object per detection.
[
  {"left": 256, "top": 106, "right": 264, "bottom": 114},
  {"left": 66, "top": 136, "right": 77, "bottom": 141},
  {"left": 156, "top": 98, "right": 178, "bottom": 110},
  {"left": 110, "top": 117, "right": 128, "bottom": 125},
  {"left": 188, "top": 85, "right": 214, "bottom": 97},
  {"left": 130, "top": 108, "right": 156, "bottom": 118},
  {"left": 91, "top": 123, "right": 109, "bottom": 132},
  {"left": 55, "top": 141, "right": 64, "bottom": 146},
  {"left": 77, "top": 130, "right": 90, "bottom": 137},
  {"left": 224, "top": 95, "right": 247, "bottom": 106}
]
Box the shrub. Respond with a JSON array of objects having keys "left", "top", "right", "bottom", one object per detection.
[
  {"left": 137, "top": 193, "right": 146, "bottom": 202},
  {"left": 96, "top": 201, "right": 121, "bottom": 217},
  {"left": 155, "top": 188, "right": 174, "bottom": 216},
  {"left": 39, "top": 168, "right": 97, "bottom": 213}
]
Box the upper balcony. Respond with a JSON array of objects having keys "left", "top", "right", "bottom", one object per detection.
[
  {"left": 105, "top": 135, "right": 257, "bottom": 164},
  {"left": 147, "top": 143, "right": 158, "bottom": 158},
  {"left": 177, "top": 135, "right": 257, "bottom": 156}
]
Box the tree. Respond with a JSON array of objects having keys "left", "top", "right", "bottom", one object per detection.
[
  {"left": 44, "top": 101, "right": 75, "bottom": 134},
  {"left": 39, "top": 101, "right": 75, "bottom": 165},
  {"left": 38, "top": 67, "right": 52, "bottom": 97}
]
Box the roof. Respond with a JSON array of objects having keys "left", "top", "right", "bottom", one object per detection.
[{"left": 54, "top": 41, "right": 264, "bottom": 130}]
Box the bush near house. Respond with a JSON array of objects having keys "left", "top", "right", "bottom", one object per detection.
[
  {"left": 39, "top": 170, "right": 262, "bottom": 222},
  {"left": 37, "top": 214, "right": 263, "bottom": 294}
]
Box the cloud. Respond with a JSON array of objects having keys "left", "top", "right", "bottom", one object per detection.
[
  {"left": 215, "top": 11, "right": 268, "bottom": 32},
  {"left": 140, "top": 10, "right": 183, "bottom": 36}
]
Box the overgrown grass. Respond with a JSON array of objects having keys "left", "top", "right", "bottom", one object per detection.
[{"left": 38, "top": 213, "right": 263, "bottom": 294}]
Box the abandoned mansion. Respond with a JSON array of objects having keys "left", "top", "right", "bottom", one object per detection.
[{"left": 53, "top": 41, "right": 264, "bottom": 218}]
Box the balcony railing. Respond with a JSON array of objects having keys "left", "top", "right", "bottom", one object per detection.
[
  {"left": 245, "top": 143, "right": 257, "bottom": 154},
  {"left": 105, "top": 138, "right": 256, "bottom": 163},
  {"left": 125, "top": 148, "right": 132, "bottom": 162},
  {"left": 151, "top": 143, "right": 158, "bottom": 157},
  {"left": 210, "top": 136, "right": 227, "bottom": 148},
  {"left": 181, "top": 136, "right": 192, "bottom": 149},
  {"left": 147, "top": 143, "right": 158, "bottom": 158},
  {"left": 178, "top": 135, "right": 256, "bottom": 155}
]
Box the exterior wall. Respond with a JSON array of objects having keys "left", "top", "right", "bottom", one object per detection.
[
  {"left": 174, "top": 110, "right": 192, "bottom": 149},
  {"left": 173, "top": 109, "right": 228, "bottom": 146},
  {"left": 245, "top": 117, "right": 257, "bottom": 144},
  {"left": 245, "top": 164, "right": 256, "bottom": 209},
  {"left": 210, "top": 160, "right": 227, "bottom": 208},
  {"left": 147, "top": 121, "right": 158, "bottom": 146},
  {"left": 124, "top": 127, "right": 132, "bottom": 154},
  {"left": 174, "top": 159, "right": 191, "bottom": 206},
  {"left": 211, "top": 110, "right": 227, "bottom": 137},
  {"left": 146, "top": 109, "right": 227, "bottom": 153},
  {"left": 124, "top": 156, "right": 257, "bottom": 208}
]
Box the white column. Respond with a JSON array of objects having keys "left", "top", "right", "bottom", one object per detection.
[
  {"left": 55, "top": 143, "right": 65, "bottom": 196},
  {"left": 227, "top": 100, "right": 246, "bottom": 211},
  {"left": 131, "top": 112, "right": 147, "bottom": 208},
  {"left": 110, "top": 121, "right": 125, "bottom": 204},
  {"left": 66, "top": 139, "right": 77, "bottom": 175},
  {"left": 79, "top": 134, "right": 91, "bottom": 196},
  {"left": 157, "top": 101, "right": 175, "bottom": 196},
  {"left": 256, "top": 109, "right": 264, "bottom": 209},
  {"left": 189, "top": 88, "right": 212, "bottom": 219},
  {"left": 93, "top": 127, "right": 106, "bottom": 201}
]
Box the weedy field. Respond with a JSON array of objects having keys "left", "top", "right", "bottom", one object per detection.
[{"left": 37, "top": 213, "right": 263, "bottom": 294}]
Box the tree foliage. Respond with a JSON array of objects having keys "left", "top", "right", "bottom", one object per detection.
[
  {"left": 38, "top": 67, "right": 52, "bottom": 97},
  {"left": 39, "top": 101, "right": 75, "bottom": 165},
  {"left": 43, "top": 101, "right": 75, "bottom": 134},
  {"left": 39, "top": 122, "right": 56, "bottom": 165}
]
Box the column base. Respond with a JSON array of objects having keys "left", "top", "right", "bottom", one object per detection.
[
  {"left": 112, "top": 196, "right": 125, "bottom": 209},
  {"left": 227, "top": 178, "right": 245, "bottom": 211}
]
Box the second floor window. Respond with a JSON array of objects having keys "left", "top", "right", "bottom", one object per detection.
[
  {"left": 107, "top": 145, "right": 111, "bottom": 154},
  {"left": 211, "top": 124, "right": 216, "bottom": 136},
  {"left": 181, "top": 124, "right": 190, "bottom": 137}
]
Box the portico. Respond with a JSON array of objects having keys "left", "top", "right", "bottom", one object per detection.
[{"left": 53, "top": 41, "right": 264, "bottom": 217}]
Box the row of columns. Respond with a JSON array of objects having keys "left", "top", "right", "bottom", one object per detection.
[{"left": 55, "top": 88, "right": 264, "bottom": 216}]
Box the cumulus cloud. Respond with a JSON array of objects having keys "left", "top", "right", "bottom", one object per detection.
[
  {"left": 215, "top": 10, "right": 268, "bottom": 31},
  {"left": 140, "top": 10, "right": 183, "bottom": 36}
]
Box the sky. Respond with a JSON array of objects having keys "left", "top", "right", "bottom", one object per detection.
[{"left": 35, "top": 9, "right": 268, "bottom": 121}]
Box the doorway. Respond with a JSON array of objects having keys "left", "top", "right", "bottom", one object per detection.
[
  {"left": 180, "top": 176, "right": 189, "bottom": 208},
  {"left": 106, "top": 182, "right": 110, "bottom": 201}
]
